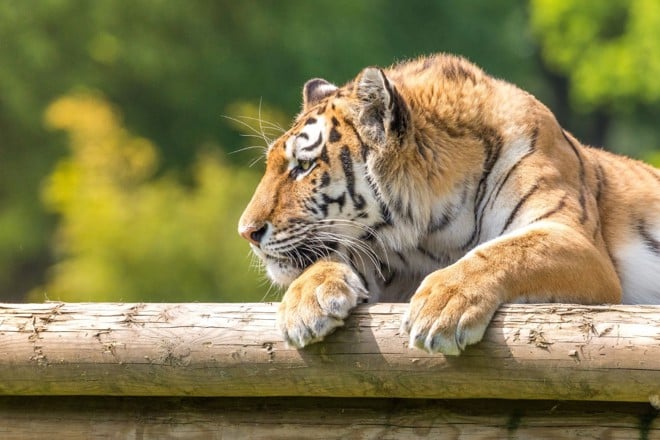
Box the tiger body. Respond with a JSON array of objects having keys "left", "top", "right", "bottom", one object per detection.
[{"left": 238, "top": 54, "right": 660, "bottom": 355}]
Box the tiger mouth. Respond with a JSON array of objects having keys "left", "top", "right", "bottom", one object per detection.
[
  {"left": 259, "top": 240, "right": 339, "bottom": 271},
  {"left": 250, "top": 240, "right": 339, "bottom": 287}
]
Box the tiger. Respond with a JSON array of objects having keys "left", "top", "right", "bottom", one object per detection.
[{"left": 238, "top": 53, "right": 660, "bottom": 355}]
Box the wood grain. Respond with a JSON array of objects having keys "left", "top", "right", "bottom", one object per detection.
[
  {"left": 0, "top": 397, "right": 657, "bottom": 440},
  {"left": 0, "top": 302, "right": 658, "bottom": 402}
]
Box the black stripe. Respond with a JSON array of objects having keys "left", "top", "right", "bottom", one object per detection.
[
  {"left": 460, "top": 217, "right": 479, "bottom": 251},
  {"left": 501, "top": 182, "right": 541, "bottom": 234},
  {"left": 428, "top": 184, "right": 466, "bottom": 234},
  {"left": 532, "top": 194, "right": 567, "bottom": 223},
  {"left": 487, "top": 150, "right": 534, "bottom": 210},
  {"left": 379, "top": 201, "right": 393, "bottom": 225},
  {"left": 530, "top": 125, "right": 540, "bottom": 147},
  {"left": 592, "top": 217, "right": 602, "bottom": 240},
  {"left": 319, "top": 145, "right": 330, "bottom": 164},
  {"left": 594, "top": 162, "right": 605, "bottom": 204},
  {"left": 307, "top": 204, "right": 319, "bottom": 216},
  {"left": 317, "top": 201, "right": 328, "bottom": 217},
  {"left": 461, "top": 131, "right": 504, "bottom": 250},
  {"left": 414, "top": 132, "right": 429, "bottom": 161},
  {"left": 360, "top": 224, "right": 383, "bottom": 241},
  {"left": 380, "top": 71, "right": 409, "bottom": 137},
  {"left": 343, "top": 118, "right": 371, "bottom": 161},
  {"left": 417, "top": 246, "right": 448, "bottom": 265},
  {"left": 416, "top": 246, "right": 436, "bottom": 260},
  {"left": 388, "top": 86, "right": 410, "bottom": 137},
  {"left": 475, "top": 133, "right": 504, "bottom": 211},
  {"left": 428, "top": 211, "right": 453, "bottom": 234},
  {"left": 329, "top": 127, "right": 341, "bottom": 143},
  {"left": 442, "top": 59, "right": 477, "bottom": 83},
  {"left": 394, "top": 251, "right": 408, "bottom": 267},
  {"left": 348, "top": 252, "right": 371, "bottom": 293},
  {"left": 364, "top": 174, "right": 393, "bottom": 225},
  {"left": 390, "top": 197, "right": 413, "bottom": 221},
  {"left": 289, "top": 239, "right": 337, "bottom": 269},
  {"left": 320, "top": 171, "right": 331, "bottom": 188},
  {"left": 301, "top": 132, "right": 323, "bottom": 152},
  {"left": 321, "top": 192, "right": 346, "bottom": 212},
  {"left": 562, "top": 130, "right": 588, "bottom": 224},
  {"left": 637, "top": 219, "right": 660, "bottom": 256},
  {"left": 340, "top": 145, "right": 366, "bottom": 210},
  {"left": 488, "top": 129, "right": 538, "bottom": 210}
]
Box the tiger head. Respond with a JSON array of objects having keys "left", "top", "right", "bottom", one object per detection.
[{"left": 238, "top": 68, "right": 413, "bottom": 286}]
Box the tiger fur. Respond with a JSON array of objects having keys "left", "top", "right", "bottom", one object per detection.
[{"left": 238, "top": 53, "right": 660, "bottom": 355}]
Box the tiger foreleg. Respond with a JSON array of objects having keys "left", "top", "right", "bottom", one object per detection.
[
  {"left": 401, "top": 221, "right": 622, "bottom": 355},
  {"left": 277, "top": 260, "right": 368, "bottom": 348}
]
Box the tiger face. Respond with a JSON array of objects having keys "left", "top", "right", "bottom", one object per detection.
[{"left": 238, "top": 79, "right": 385, "bottom": 286}]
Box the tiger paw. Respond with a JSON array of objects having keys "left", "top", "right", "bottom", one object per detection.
[
  {"left": 277, "top": 261, "right": 368, "bottom": 348},
  {"left": 401, "top": 268, "right": 500, "bottom": 355}
]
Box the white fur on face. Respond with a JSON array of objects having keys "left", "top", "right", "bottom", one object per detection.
[{"left": 285, "top": 116, "right": 327, "bottom": 163}]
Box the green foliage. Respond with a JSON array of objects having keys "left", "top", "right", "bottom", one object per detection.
[
  {"left": 531, "top": 0, "right": 660, "bottom": 111},
  {"left": 35, "top": 93, "right": 268, "bottom": 302},
  {"left": 0, "top": 1, "right": 657, "bottom": 301},
  {"left": 0, "top": 0, "right": 545, "bottom": 300}
]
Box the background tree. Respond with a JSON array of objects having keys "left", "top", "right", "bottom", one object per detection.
[
  {"left": 0, "top": 0, "right": 657, "bottom": 301},
  {"left": 530, "top": 0, "right": 660, "bottom": 160}
]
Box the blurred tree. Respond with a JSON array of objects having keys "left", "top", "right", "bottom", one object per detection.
[
  {"left": 0, "top": 0, "right": 543, "bottom": 300},
  {"left": 530, "top": 0, "right": 660, "bottom": 160},
  {"left": 531, "top": 0, "right": 660, "bottom": 109},
  {"left": 0, "top": 0, "right": 657, "bottom": 300},
  {"left": 36, "top": 93, "right": 267, "bottom": 302}
]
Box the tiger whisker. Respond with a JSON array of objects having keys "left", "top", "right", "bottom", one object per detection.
[
  {"left": 312, "top": 220, "right": 390, "bottom": 270},
  {"left": 260, "top": 277, "right": 283, "bottom": 301},
  {"left": 312, "top": 230, "right": 385, "bottom": 280},
  {"left": 249, "top": 155, "right": 265, "bottom": 168},
  {"left": 256, "top": 217, "right": 387, "bottom": 282},
  {"left": 234, "top": 113, "right": 287, "bottom": 133},
  {"left": 221, "top": 115, "right": 271, "bottom": 138},
  {"left": 222, "top": 114, "right": 278, "bottom": 147},
  {"left": 229, "top": 144, "right": 269, "bottom": 155}
]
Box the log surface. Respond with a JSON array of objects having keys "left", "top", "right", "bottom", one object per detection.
[
  {"left": 0, "top": 397, "right": 658, "bottom": 440},
  {"left": 0, "top": 302, "right": 658, "bottom": 402}
]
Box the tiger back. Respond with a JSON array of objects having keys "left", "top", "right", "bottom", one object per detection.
[{"left": 238, "top": 53, "right": 660, "bottom": 355}]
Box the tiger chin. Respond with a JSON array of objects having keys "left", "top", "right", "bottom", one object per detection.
[{"left": 238, "top": 53, "right": 660, "bottom": 355}]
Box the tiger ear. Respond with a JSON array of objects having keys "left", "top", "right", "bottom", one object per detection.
[
  {"left": 302, "top": 78, "right": 338, "bottom": 111},
  {"left": 355, "top": 67, "right": 409, "bottom": 146}
]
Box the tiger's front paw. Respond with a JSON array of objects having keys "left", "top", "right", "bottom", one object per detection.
[
  {"left": 277, "top": 261, "right": 368, "bottom": 348},
  {"left": 401, "top": 268, "right": 500, "bottom": 355}
]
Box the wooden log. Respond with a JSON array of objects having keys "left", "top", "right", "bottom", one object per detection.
[
  {"left": 0, "top": 397, "right": 658, "bottom": 440},
  {"left": 0, "top": 302, "right": 658, "bottom": 402}
]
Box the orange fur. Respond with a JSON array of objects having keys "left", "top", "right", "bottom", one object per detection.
[{"left": 239, "top": 54, "right": 660, "bottom": 354}]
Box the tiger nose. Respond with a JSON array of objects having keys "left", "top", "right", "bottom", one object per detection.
[{"left": 239, "top": 223, "right": 269, "bottom": 246}]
